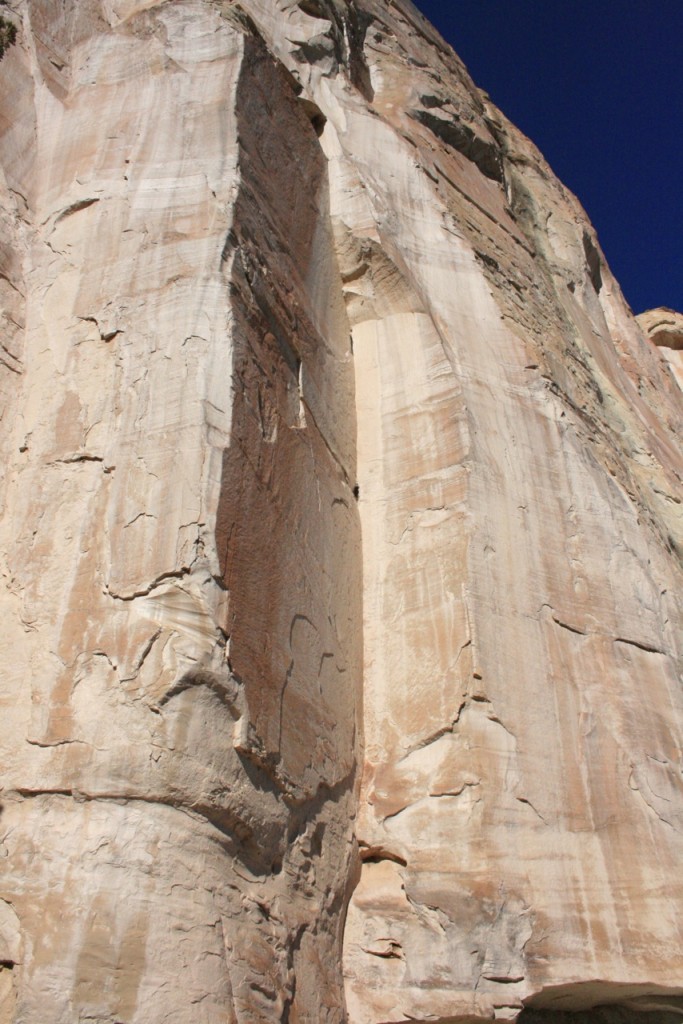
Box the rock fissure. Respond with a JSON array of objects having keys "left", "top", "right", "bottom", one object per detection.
[{"left": 105, "top": 568, "right": 193, "bottom": 602}]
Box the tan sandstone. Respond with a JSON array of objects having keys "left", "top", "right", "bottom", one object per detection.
[
  {"left": 637, "top": 307, "right": 683, "bottom": 391},
  {"left": 0, "top": 2, "right": 681, "bottom": 1023}
]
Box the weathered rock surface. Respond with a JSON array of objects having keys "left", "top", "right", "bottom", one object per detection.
[
  {"left": 0, "top": 2, "right": 360, "bottom": 1020},
  {"left": 637, "top": 307, "right": 683, "bottom": 390},
  {"left": 0, "top": 1, "right": 681, "bottom": 1023}
]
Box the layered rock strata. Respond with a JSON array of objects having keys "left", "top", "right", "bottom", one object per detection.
[
  {"left": 0, "top": 2, "right": 681, "bottom": 1023},
  {"left": 637, "top": 308, "right": 683, "bottom": 390}
]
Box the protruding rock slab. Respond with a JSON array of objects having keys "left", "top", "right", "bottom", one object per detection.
[{"left": 637, "top": 306, "right": 683, "bottom": 389}]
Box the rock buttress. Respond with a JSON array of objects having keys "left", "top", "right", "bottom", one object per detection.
[
  {"left": 0, "top": 2, "right": 360, "bottom": 1022},
  {"left": 235, "top": 1, "right": 682, "bottom": 1021}
]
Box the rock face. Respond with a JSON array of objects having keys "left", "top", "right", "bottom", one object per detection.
[
  {"left": 0, "top": 2, "right": 681, "bottom": 1023},
  {"left": 637, "top": 308, "right": 683, "bottom": 391}
]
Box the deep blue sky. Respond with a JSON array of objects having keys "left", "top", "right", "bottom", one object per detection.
[{"left": 410, "top": 1, "right": 682, "bottom": 315}]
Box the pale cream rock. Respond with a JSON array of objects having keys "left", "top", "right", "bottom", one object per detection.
[
  {"left": 0, "top": 2, "right": 681, "bottom": 1023},
  {"left": 637, "top": 307, "right": 683, "bottom": 390},
  {"left": 0, "top": 1, "right": 359, "bottom": 1020}
]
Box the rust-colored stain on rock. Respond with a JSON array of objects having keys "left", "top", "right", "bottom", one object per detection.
[{"left": 0, "top": 1, "right": 681, "bottom": 1023}]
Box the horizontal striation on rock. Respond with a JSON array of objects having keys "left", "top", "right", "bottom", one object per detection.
[{"left": 0, "top": 1, "right": 681, "bottom": 1023}]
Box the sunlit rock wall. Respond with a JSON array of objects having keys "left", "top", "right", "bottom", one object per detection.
[
  {"left": 637, "top": 308, "right": 683, "bottom": 390},
  {"left": 0, "top": 2, "right": 360, "bottom": 1021},
  {"left": 0, "top": 1, "right": 681, "bottom": 1023}
]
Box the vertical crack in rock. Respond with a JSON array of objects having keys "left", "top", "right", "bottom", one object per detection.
[
  {"left": 259, "top": 2, "right": 682, "bottom": 1023},
  {"left": 212, "top": 24, "right": 363, "bottom": 1021}
]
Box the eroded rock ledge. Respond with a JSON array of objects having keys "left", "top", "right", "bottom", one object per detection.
[
  {"left": 0, "top": 2, "right": 681, "bottom": 1023},
  {"left": 637, "top": 307, "right": 683, "bottom": 389}
]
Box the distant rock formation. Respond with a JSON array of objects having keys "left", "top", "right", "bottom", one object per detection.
[
  {"left": 637, "top": 307, "right": 683, "bottom": 390},
  {"left": 0, "top": 1, "right": 681, "bottom": 1023}
]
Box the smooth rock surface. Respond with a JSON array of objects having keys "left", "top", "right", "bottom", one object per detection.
[{"left": 0, "top": 2, "right": 681, "bottom": 1023}]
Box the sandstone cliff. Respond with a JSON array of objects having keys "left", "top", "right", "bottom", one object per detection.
[{"left": 0, "top": 2, "right": 681, "bottom": 1023}]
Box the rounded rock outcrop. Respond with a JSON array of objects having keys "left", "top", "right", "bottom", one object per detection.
[{"left": 637, "top": 306, "right": 683, "bottom": 388}]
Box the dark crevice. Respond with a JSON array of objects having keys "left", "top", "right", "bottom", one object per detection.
[
  {"left": 552, "top": 616, "right": 587, "bottom": 637},
  {"left": 582, "top": 231, "right": 603, "bottom": 294},
  {"left": 519, "top": 1007, "right": 683, "bottom": 1024},
  {"left": 298, "top": 97, "right": 327, "bottom": 136},
  {"left": 54, "top": 197, "right": 100, "bottom": 224},
  {"left": 291, "top": 0, "right": 373, "bottom": 100},
  {"left": 106, "top": 567, "right": 192, "bottom": 602},
  {"left": 412, "top": 106, "right": 504, "bottom": 183},
  {"left": 344, "top": 1, "right": 374, "bottom": 100},
  {"left": 614, "top": 636, "right": 665, "bottom": 656},
  {"left": 0, "top": 14, "right": 17, "bottom": 60},
  {"left": 360, "top": 849, "right": 407, "bottom": 867},
  {"left": 157, "top": 667, "right": 242, "bottom": 715}
]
